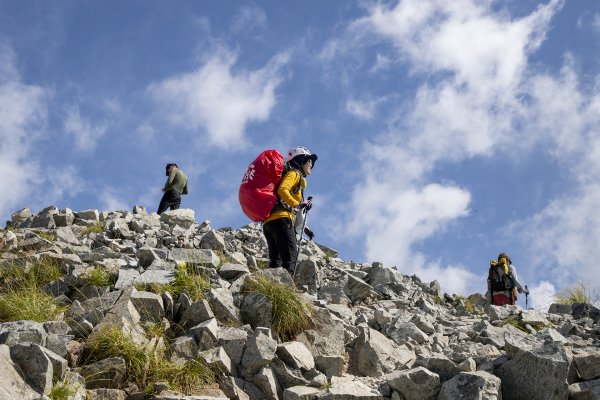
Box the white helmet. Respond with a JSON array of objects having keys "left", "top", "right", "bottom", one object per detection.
[{"left": 285, "top": 146, "right": 311, "bottom": 162}]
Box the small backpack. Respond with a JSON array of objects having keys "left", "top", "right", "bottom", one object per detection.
[{"left": 488, "top": 260, "right": 515, "bottom": 293}]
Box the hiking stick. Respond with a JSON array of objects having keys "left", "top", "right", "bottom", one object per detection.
[{"left": 292, "top": 196, "right": 312, "bottom": 279}]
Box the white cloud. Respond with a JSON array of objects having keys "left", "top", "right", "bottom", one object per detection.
[
  {"left": 528, "top": 281, "right": 557, "bottom": 312},
  {"left": 335, "top": 0, "right": 568, "bottom": 293},
  {"left": 100, "top": 188, "right": 130, "bottom": 212},
  {"left": 64, "top": 105, "right": 107, "bottom": 152},
  {"left": 230, "top": 6, "right": 267, "bottom": 34},
  {"left": 0, "top": 49, "right": 48, "bottom": 219},
  {"left": 346, "top": 97, "right": 378, "bottom": 120},
  {"left": 148, "top": 47, "right": 288, "bottom": 149}
]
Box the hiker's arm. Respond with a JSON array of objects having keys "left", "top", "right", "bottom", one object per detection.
[
  {"left": 277, "top": 171, "right": 302, "bottom": 208},
  {"left": 510, "top": 266, "right": 525, "bottom": 292},
  {"left": 163, "top": 170, "right": 177, "bottom": 191}
]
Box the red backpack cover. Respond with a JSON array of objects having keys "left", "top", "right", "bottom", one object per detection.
[{"left": 239, "top": 150, "right": 285, "bottom": 222}]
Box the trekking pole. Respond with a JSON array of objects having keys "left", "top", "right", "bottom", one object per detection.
[
  {"left": 525, "top": 285, "right": 529, "bottom": 310},
  {"left": 292, "top": 196, "right": 312, "bottom": 279}
]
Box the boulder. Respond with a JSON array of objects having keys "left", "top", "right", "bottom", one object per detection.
[
  {"left": 387, "top": 366, "right": 441, "bottom": 400},
  {"left": 77, "top": 357, "right": 126, "bottom": 389},
  {"left": 240, "top": 332, "right": 278, "bottom": 379},
  {"left": 437, "top": 371, "right": 502, "bottom": 400},
  {"left": 353, "top": 326, "right": 415, "bottom": 377},
  {"left": 496, "top": 340, "right": 569, "bottom": 400},
  {"left": 277, "top": 341, "right": 315, "bottom": 372},
  {"left": 0, "top": 344, "right": 40, "bottom": 399}
]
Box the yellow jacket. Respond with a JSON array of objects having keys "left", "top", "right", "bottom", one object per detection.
[{"left": 263, "top": 169, "right": 306, "bottom": 224}]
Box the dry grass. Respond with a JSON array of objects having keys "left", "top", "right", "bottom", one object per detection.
[{"left": 245, "top": 275, "right": 315, "bottom": 340}]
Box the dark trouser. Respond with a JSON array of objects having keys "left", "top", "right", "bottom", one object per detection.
[
  {"left": 157, "top": 190, "right": 181, "bottom": 214},
  {"left": 263, "top": 217, "right": 297, "bottom": 273}
]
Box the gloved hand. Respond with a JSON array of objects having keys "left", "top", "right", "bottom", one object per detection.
[
  {"left": 298, "top": 199, "right": 312, "bottom": 211},
  {"left": 304, "top": 226, "right": 314, "bottom": 240},
  {"left": 518, "top": 288, "right": 523, "bottom": 294}
]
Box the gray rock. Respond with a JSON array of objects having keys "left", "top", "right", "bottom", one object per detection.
[
  {"left": 241, "top": 292, "right": 273, "bottom": 329},
  {"left": 170, "top": 248, "right": 220, "bottom": 268},
  {"left": 160, "top": 208, "right": 196, "bottom": 229},
  {"left": 548, "top": 303, "right": 573, "bottom": 315},
  {"left": 77, "top": 357, "right": 126, "bottom": 389},
  {"left": 319, "top": 376, "right": 382, "bottom": 399},
  {"left": 387, "top": 366, "right": 441, "bottom": 400},
  {"left": 0, "top": 320, "right": 46, "bottom": 346},
  {"left": 137, "top": 246, "right": 162, "bottom": 268},
  {"left": 416, "top": 353, "right": 459, "bottom": 383},
  {"left": 219, "top": 263, "right": 251, "bottom": 280},
  {"left": 87, "top": 388, "right": 127, "bottom": 399},
  {"left": 496, "top": 340, "right": 569, "bottom": 400},
  {"left": 241, "top": 332, "right": 278, "bottom": 379},
  {"left": 9, "top": 343, "right": 54, "bottom": 395},
  {"left": 11, "top": 207, "right": 32, "bottom": 227},
  {"left": 283, "top": 386, "right": 322, "bottom": 400},
  {"left": 169, "top": 336, "right": 199, "bottom": 363},
  {"left": 0, "top": 344, "right": 40, "bottom": 399},
  {"left": 206, "top": 288, "right": 242, "bottom": 326},
  {"left": 344, "top": 274, "right": 378, "bottom": 303},
  {"left": 131, "top": 290, "right": 165, "bottom": 323},
  {"left": 179, "top": 299, "right": 215, "bottom": 330},
  {"left": 200, "top": 346, "right": 234, "bottom": 376},
  {"left": 75, "top": 209, "right": 99, "bottom": 221},
  {"left": 384, "top": 319, "right": 429, "bottom": 346},
  {"left": 132, "top": 205, "right": 147, "bottom": 215},
  {"left": 293, "top": 259, "right": 321, "bottom": 293},
  {"left": 318, "top": 285, "right": 351, "bottom": 306},
  {"left": 568, "top": 379, "right": 600, "bottom": 400},
  {"left": 218, "top": 327, "right": 249, "bottom": 367},
  {"left": 189, "top": 318, "right": 219, "bottom": 351},
  {"left": 277, "top": 342, "right": 315, "bottom": 371},
  {"left": 200, "top": 230, "right": 226, "bottom": 252},
  {"left": 437, "top": 371, "right": 501, "bottom": 400},
  {"left": 573, "top": 349, "right": 600, "bottom": 380},
  {"left": 254, "top": 367, "right": 283, "bottom": 400},
  {"left": 114, "top": 268, "right": 141, "bottom": 289},
  {"left": 353, "top": 326, "right": 415, "bottom": 377}
]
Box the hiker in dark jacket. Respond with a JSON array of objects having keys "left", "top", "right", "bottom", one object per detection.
[
  {"left": 487, "top": 252, "right": 528, "bottom": 306},
  {"left": 263, "top": 147, "right": 317, "bottom": 275},
  {"left": 157, "top": 163, "right": 188, "bottom": 214}
]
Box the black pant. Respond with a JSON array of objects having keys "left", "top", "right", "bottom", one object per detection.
[
  {"left": 263, "top": 217, "right": 297, "bottom": 273},
  {"left": 157, "top": 190, "right": 181, "bottom": 214}
]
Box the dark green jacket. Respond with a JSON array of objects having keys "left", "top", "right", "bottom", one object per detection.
[{"left": 163, "top": 169, "right": 188, "bottom": 195}]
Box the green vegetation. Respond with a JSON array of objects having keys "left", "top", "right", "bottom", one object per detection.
[
  {"left": 244, "top": 276, "right": 315, "bottom": 340},
  {"left": 137, "top": 263, "right": 210, "bottom": 301},
  {"left": 48, "top": 381, "right": 75, "bottom": 400},
  {"left": 34, "top": 230, "right": 56, "bottom": 241},
  {"left": 0, "top": 257, "right": 67, "bottom": 322},
  {"left": 555, "top": 282, "right": 597, "bottom": 305},
  {"left": 255, "top": 259, "right": 269, "bottom": 270},
  {"left": 80, "top": 265, "right": 115, "bottom": 287},
  {"left": 84, "top": 327, "right": 147, "bottom": 382},
  {"left": 454, "top": 295, "right": 476, "bottom": 314},
  {"left": 82, "top": 221, "right": 104, "bottom": 235},
  {"left": 146, "top": 355, "right": 215, "bottom": 395},
  {"left": 84, "top": 325, "right": 215, "bottom": 394},
  {"left": 0, "top": 288, "right": 67, "bottom": 322}
]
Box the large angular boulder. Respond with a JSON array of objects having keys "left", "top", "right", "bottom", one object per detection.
[
  {"left": 0, "top": 344, "right": 40, "bottom": 399},
  {"left": 353, "top": 326, "right": 415, "bottom": 377},
  {"left": 387, "top": 366, "right": 441, "bottom": 400},
  {"left": 496, "top": 340, "right": 569, "bottom": 400},
  {"left": 437, "top": 371, "right": 502, "bottom": 400},
  {"left": 240, "top": 331, "right": 278, "bottom": 379}
]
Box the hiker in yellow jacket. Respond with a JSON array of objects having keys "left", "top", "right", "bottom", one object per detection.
[
  {"left": 263, "top": 147, "right": 317, "bottom": 274},
  {"left": 487, "top": 252, "right": 528, "bottom": 306}
]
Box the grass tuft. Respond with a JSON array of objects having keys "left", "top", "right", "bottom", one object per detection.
[
  {"left": 138, "top": 263, "right": 210, "bottom": 301},
  {"left": 84, "top": 327, "right": 147, "bottom": 383},
  {"left": 146, "top": 355, "right": 215, "bottom": 395},
  {"left": 34, "top": 230, "right": 56, "bottom": 241},
  {"left": 48, "top": 381, "right": 75, "bottom": 400},
  {"left": 0, "top": 257, "right": 66, "bottom": 322},
  {"left": 245, "top": 276, "right": 315, "bottom": 340},
  {"left": 80, "top": 265, "right": 115, "bottom": 287},
  {"left": 82, "top": 221, "right": 104, "bottom": 236},
  {"left": 555, "top": 282, "right": 597, "bottom": 305},
  {"left": 0, "top": 289, "right": 67, "bottom": 322}
]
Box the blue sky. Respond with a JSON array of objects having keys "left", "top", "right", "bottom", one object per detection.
[{"left": 1, "top": 0, "right": 600, "bottom": 309}]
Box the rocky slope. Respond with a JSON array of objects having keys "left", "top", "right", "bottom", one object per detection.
[{"left": 0, "top": 206, "right": 599, "bottom": 400}]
